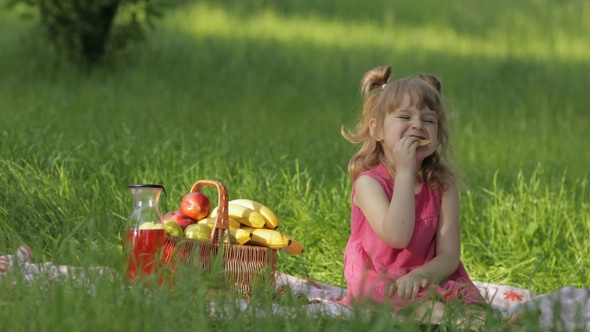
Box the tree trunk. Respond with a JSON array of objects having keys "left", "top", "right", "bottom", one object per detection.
[{"left": 80, "top": 1, "right": 120, "bottom": 63}]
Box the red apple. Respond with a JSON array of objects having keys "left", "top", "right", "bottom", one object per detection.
[
  {"left": 180, "top": 192, "right": 210, "bottom": 221},
  {"left": 162, "top": 210, "right": 195, "bottom": 230}
]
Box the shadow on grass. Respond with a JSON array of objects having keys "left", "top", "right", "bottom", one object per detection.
[{"left": 1, "top": 0, "right": 590, "bottom": 182}]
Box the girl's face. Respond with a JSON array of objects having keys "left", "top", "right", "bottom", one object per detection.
[{"left": 372, "top": 94, "right": 438, "bottom": 167}]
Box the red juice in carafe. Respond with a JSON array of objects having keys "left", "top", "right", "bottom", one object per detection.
[{"left": 123, "top": 229, "right": 166, "bottom": 280}]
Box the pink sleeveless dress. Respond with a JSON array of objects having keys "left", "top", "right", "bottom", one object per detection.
[{"left": 340, "top": 164, "right": 484, "bottom": 311}]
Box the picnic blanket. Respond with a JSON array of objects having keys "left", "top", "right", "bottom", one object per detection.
[{"left": 1, "top": 245, "right": 589, "bottom": 331}]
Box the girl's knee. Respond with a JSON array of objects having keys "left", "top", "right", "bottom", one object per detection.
[
  {"left": 411, "top": 301, "right": 446, "bottom": 324},
  {"left": 430, "top": 301, "right": 446, "bottom": 322}
]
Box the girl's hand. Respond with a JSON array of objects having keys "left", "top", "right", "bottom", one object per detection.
[
  {"left": 392, "top": 136, "right": 419, "bottom": 174},
  {"left": 389, "top": 272, "right": 429, "bottom": 300}
]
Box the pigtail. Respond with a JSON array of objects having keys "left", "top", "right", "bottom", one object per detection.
[
  {"left": 342, "top": 65, "right": 394, "bottom": 180},
  {"left": 361, "top": 65, "right": 393, "bottom": 97},
  {"left": 418, "top": 73, "right": 442, "bottom": 94},
  {"left": 343, "top": 66, "right": 455, "bottom": 188}
]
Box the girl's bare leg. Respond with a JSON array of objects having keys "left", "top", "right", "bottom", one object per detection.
[
  {"left": 453, "top": 304, "right": 492, "bottom": 331},
  {"left": 411, "top": 301, "right": 446, "bottom": 325},
  {"left": 401, "top": 301, "right": 494, "bottom": 330}
]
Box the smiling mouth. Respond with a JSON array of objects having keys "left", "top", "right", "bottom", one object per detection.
[{"left": 418, "top": 139, "right": 431, "bottom": 146}]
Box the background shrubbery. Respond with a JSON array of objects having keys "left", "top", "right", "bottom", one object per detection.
[{"left": 4, "top": 0, "right": 169, "bottom": 64}]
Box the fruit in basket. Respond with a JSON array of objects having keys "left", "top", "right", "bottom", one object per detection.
[
  {"left": 163, "top": 220, "right": 184, "bottom": 237},
  {"left": 284, "top": 234, "right": 304, "bottom": 254},
  {"left": 162, "top": 210, "right": 195, "bottom": 230},
  {"left": 184, "top": 223, "right": 212, "bottom": 241},
  {"left": 242, "top": 227, "right": 291, "bottom": 249},
  {"left": 227, "top": 228, "right": 252, "bottom": 245},
  {"left": 198, "top": 217, "right": 241, "bottom": 229},
  {"left": 180, "top": 192, "right": 211, "bottom": 221},
  {"left": 229, "top": 199, "right": 279, "bottom": 229},
  {"left": 210, "top": 204, "right": 265, "bottom": 228}
]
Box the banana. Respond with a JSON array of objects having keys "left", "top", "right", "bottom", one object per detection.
[
  {"left": 210, "top": 205, "right": 266, "bottom": 228},
  {"left": 198, "top": 216, "right": 241, "bottom": 229},
  {"left": 284, "top": 234, "right": 304, "bottom": 255},
  {"left": 242, "top": 227, "right": 291, "bottom": 249},
  {"left": 227, "top": 228, "right": 252, "bottom": 245},
  {"left": 229, "top": 199, "right": 279, "bottom": 229}
]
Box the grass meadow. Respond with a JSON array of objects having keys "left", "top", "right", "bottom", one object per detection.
[{"left": 1, "top": 0, "right": 589, "bottom": 330}]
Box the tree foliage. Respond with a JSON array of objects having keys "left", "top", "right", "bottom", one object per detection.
[{"left": 5, "top": 0, "right": 169, "bottom": 65}]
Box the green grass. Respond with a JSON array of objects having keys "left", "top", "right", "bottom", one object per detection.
[{"left": 1, "top": 0, "right": 589, "bottom": 330}]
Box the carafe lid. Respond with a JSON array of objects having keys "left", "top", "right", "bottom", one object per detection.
[
  {"left": 128, "top": 184, "right": 166, "bottom": 196},
  {"left": 128, "top": 184, "right": 164, "bottom": 189}
]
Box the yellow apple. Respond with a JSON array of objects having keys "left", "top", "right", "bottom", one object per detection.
[
  {"left": 184, "top": 224, "right": 212, "bottom": 241},
  {"left": 163, "top": 220, "right": 183, "bottom": 237}
]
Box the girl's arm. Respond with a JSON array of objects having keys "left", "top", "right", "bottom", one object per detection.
[
  {"left": 354, "top": 137, "right": 422, "bottom": 248},
  {"left": 392, "top": 182, "right": 462, "bottom": 299},
  {"left": 353, "top": 170, "right": 416, "bottom": 249},
  {"left": 407, "top": 182, "right": 462, "bottom": 284}
]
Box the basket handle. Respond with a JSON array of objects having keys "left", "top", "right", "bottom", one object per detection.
[{"left": 190, "top": 180, "right": 230, "bottom": 243}]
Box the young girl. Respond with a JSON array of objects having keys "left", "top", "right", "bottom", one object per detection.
[{"left": 340, "top": 65, "right": 485, "bottom": 324}]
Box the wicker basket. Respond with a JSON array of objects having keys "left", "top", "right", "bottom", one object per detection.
[{"left": 163, "top": 179, "right": 276, "bottom": 295}]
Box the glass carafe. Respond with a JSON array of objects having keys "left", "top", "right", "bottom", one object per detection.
[{"left": 123, "top": 184, "right": 166, "bottom": 281}]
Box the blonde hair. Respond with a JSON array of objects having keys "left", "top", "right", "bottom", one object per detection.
[{"left": 341, "top": 65, "right": 454, "bottom": 190}]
